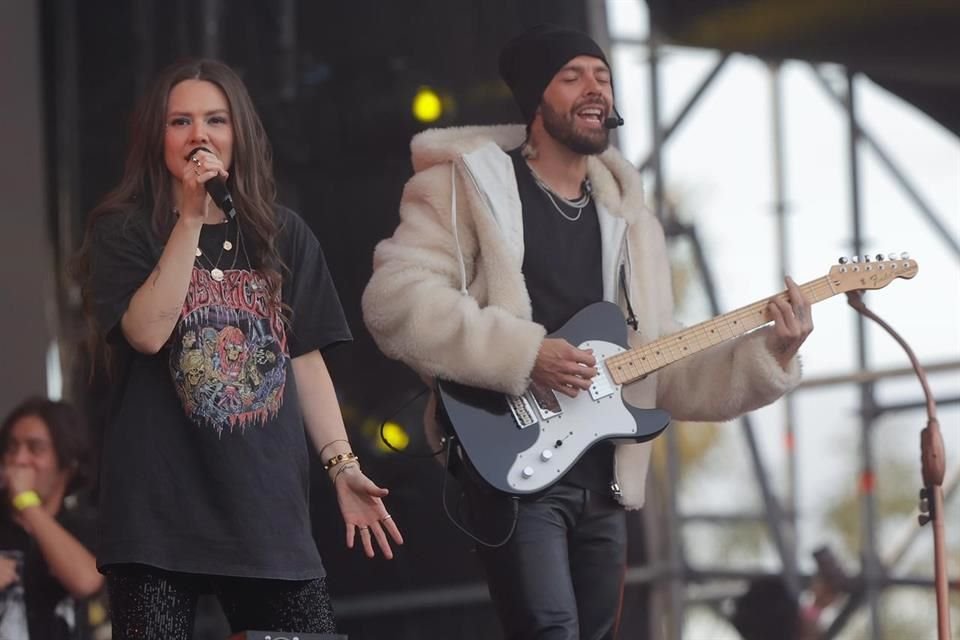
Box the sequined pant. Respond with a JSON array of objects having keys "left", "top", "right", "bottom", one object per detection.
[{"left": 105, "top": 564, "right": 337, "bottom": 639}]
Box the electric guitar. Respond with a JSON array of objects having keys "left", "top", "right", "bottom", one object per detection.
[{"left": 437, "top": 256, "right": 919, "bottom": 495}]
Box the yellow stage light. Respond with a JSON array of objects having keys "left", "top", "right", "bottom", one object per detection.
[
  {"left": 379, "top": 421, "right": 410, "bottom": 452},
  {"left": 412, "top": 86, "right": 443, "bottom": 123}
]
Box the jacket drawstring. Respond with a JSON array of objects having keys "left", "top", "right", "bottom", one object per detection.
[
  {"left": 619, "top": 263, "right": 639, "bottom": 331},
  {"left": 450, "top": 163, "right": 468, "bottom": 295}
]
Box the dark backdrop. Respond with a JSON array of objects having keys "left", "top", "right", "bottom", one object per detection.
[{"left": 40, "top": 3, "right": 656, "bottom": 639}]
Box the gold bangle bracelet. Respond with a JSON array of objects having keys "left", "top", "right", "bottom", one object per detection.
[{"left": 323, "top": 451, "right": 358, "bottom": 471}]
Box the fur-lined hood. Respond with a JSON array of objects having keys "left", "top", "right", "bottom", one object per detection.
[{"left": 409, "top": 124, "right": 645, "bottom": 225}]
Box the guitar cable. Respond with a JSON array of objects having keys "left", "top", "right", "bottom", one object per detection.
[
  {"left": 440, "top": 439, "right": 519, "bottom": 549},
  {"left": 377, "top": 386, "right": 520, "bottom": 547},
  {"left": 378, "top": 386, "right": 446, "bottom": 458}
]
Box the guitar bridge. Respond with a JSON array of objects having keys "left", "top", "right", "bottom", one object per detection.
[
  {"left": 529, "top": 382, "right": 563, "bottom": 420},
  {"left": 506, "top": 394, "right": 538, "bottom": 429}
]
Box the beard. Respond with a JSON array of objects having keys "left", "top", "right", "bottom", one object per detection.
[{"left": 541, "top": 99, "right": 611, "bottom": 155}]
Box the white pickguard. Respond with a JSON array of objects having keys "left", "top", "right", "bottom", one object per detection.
[{"left": 506, "top": 340, "right": 636, "bottom": 492}]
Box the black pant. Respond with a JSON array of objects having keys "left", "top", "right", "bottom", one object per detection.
[
  {"left": 465, "top": 481, "right": 628, "bottom": 640},
  {"left": 105, "top": 564, "right": 337, "bottom": 639}
]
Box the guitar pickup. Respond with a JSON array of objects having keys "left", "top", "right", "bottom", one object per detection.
[
  {"left": 589, "top": 360, "right": 616, "bottom": 401},
  {"left": 506, "top": 394, "right": 538, "bottom": 429}
]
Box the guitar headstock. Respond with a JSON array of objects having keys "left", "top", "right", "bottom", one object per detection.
[{"left": 828, "top": 252, "right": 918, "bottom": 292}]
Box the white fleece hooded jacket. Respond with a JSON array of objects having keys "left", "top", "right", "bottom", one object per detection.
[{"left": 362, "top": 125, "right": 801, "bottom": 509}]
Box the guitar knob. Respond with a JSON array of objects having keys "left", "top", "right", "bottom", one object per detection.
[
  {"left": 540, "top": 450, "right": 553, "bottom": 462},
  {"left": 521, "top": 466, "right": 535, "bottom": 479}
]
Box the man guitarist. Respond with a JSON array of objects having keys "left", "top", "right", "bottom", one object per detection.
[{"left": 362, "top": 24, "right": 813, "bottom": 640}]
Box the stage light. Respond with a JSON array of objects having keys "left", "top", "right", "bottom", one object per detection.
[
  {"left": 412, "top": 86, "right": 443, "bottom": 123},
  {"left": 379, "top": 420, "right": 410, "bottom": 452}
]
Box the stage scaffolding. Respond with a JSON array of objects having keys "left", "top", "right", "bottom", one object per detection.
[{"left": 596, "top": 2, "right": 960, "bottom": 639}]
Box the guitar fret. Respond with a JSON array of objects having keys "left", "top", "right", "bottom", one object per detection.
[{"left": 608, "top": 276, "right": 841, "bottom": 386}]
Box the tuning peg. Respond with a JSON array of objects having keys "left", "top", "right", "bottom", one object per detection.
[
  {"left": 876, "top": 254, "right": 885, "bottom": 261},
  {"left": 919, "top": 513, "right": 931, "bottom": 526},
  {"left": 888, "top": 252, "right": 898, "bottom": 260},
  {"left": 838, "top": 257, "right": 849, "bottom": 265},
  {"left": 851, "top": 256, "right": 859, "bottom": 263},
  {"left": 863, "top": 255, "right": 872, "bottom": 262},
  {"left": 900, "top": 251, "right": 910, "bottom": 259}
]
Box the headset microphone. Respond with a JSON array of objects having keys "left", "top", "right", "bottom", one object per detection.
[{"left": 603, "top": 105, "right": 625, "bottom": 130}]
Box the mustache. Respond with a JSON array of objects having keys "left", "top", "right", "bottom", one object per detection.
[{"left": 571, "top": 97, "right": 609, "bottom": 113}]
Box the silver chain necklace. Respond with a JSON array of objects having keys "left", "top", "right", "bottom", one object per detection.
[{"left": 526, "top": 162, "right": 592, "bottom": 222}]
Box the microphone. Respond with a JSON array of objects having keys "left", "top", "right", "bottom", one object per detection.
[
  {"left": 188, "top": 146, "right": 237, "bottom": 219},
  {"left": 603, "top": 105, "right": 625, "bottom": 130}
]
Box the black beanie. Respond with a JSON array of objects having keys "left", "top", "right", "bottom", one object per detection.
[{"left": 498, "top": 24, "right": 610, "bottom": 124}]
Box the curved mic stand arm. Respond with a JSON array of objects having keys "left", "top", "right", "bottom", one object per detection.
[{"left": 845, "top": 291, "right": 951, "bottom": 640}]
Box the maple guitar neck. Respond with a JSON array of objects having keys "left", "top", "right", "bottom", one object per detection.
[{"left": 606, "top": 253, "right": 920, "bottom": 385}]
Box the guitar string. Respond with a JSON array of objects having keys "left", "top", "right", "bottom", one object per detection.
[
  {"left": 609, "top": 260, "right": 911, "bottom": 382},
  {"left": 606, "top": 278, "right": 835, "bottom": 379}
]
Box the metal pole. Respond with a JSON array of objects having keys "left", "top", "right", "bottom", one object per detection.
[
  {"left": 797, "top": 359, "right": 960, "bottom": 389},
  {"left": 648, "top": 31, "right": 666, "bottom": 222},
  {"left": 810, "top": 67, "right": 960, "bottom": 260},
  {"left": 51, "top": 0, "right": 80, "bottom": 401},
  {"left": 647, "top": 28, "right": 685, "bottom": 640},
  {"left": 687, "top": 224, "right": 799, "bottom": 595},
  {"left": 769, "top": 60, "right": 799, "bottom": 583},
  {"left": 846, "top": 70, "right": 883, "bottom": 640},
  {"left": 637, "top": 54, "right": 729, "bottom": 173}
]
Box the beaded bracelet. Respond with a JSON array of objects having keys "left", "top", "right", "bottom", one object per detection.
[{"left": 323, "top": 451, "right": 358, "bottom": 471}]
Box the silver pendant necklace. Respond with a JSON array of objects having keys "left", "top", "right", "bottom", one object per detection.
[
  {"left": 526, "top": 162, "right": 591, "bottom": 222},
  {"left": 195, "top": 219, "right": 239, "bottom": 281}
]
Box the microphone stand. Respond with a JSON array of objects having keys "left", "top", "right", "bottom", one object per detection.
[{"left": 845, "top": 291, "right": 951, "bottom": 639}]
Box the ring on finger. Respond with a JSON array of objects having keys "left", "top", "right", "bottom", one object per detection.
[
  {"left": 381, "top": 514, "right": 393, "bottom": 522},
  {"left": 358, "top": 526, "right": 370, "bottom": 532}
]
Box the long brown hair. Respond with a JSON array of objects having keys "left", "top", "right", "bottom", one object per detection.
[{"left": 76, "top": 59, "right": 286, "bottom": 371}]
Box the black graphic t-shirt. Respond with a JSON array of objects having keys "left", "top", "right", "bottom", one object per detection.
[
  {"left": 0, "top": 504, "right": 97, "bottom": 640},
  {"left": 90, "top": 207, "right": 352, "bottom": 579},
  {"left": 170, "top": 268, "right": 290, "bottom": 435}
]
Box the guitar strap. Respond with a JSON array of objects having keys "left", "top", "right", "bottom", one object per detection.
[{"left": 619, "top": 263, "right": 639, "bottom": 330}]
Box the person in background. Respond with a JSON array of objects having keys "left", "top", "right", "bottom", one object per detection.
[{"left": 0, "top": 397, "right": 101, "bottom": 640}]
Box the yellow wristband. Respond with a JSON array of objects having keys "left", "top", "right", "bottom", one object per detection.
[{"left": 12, "top": 490, "right": 41, "bottom": 511}]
